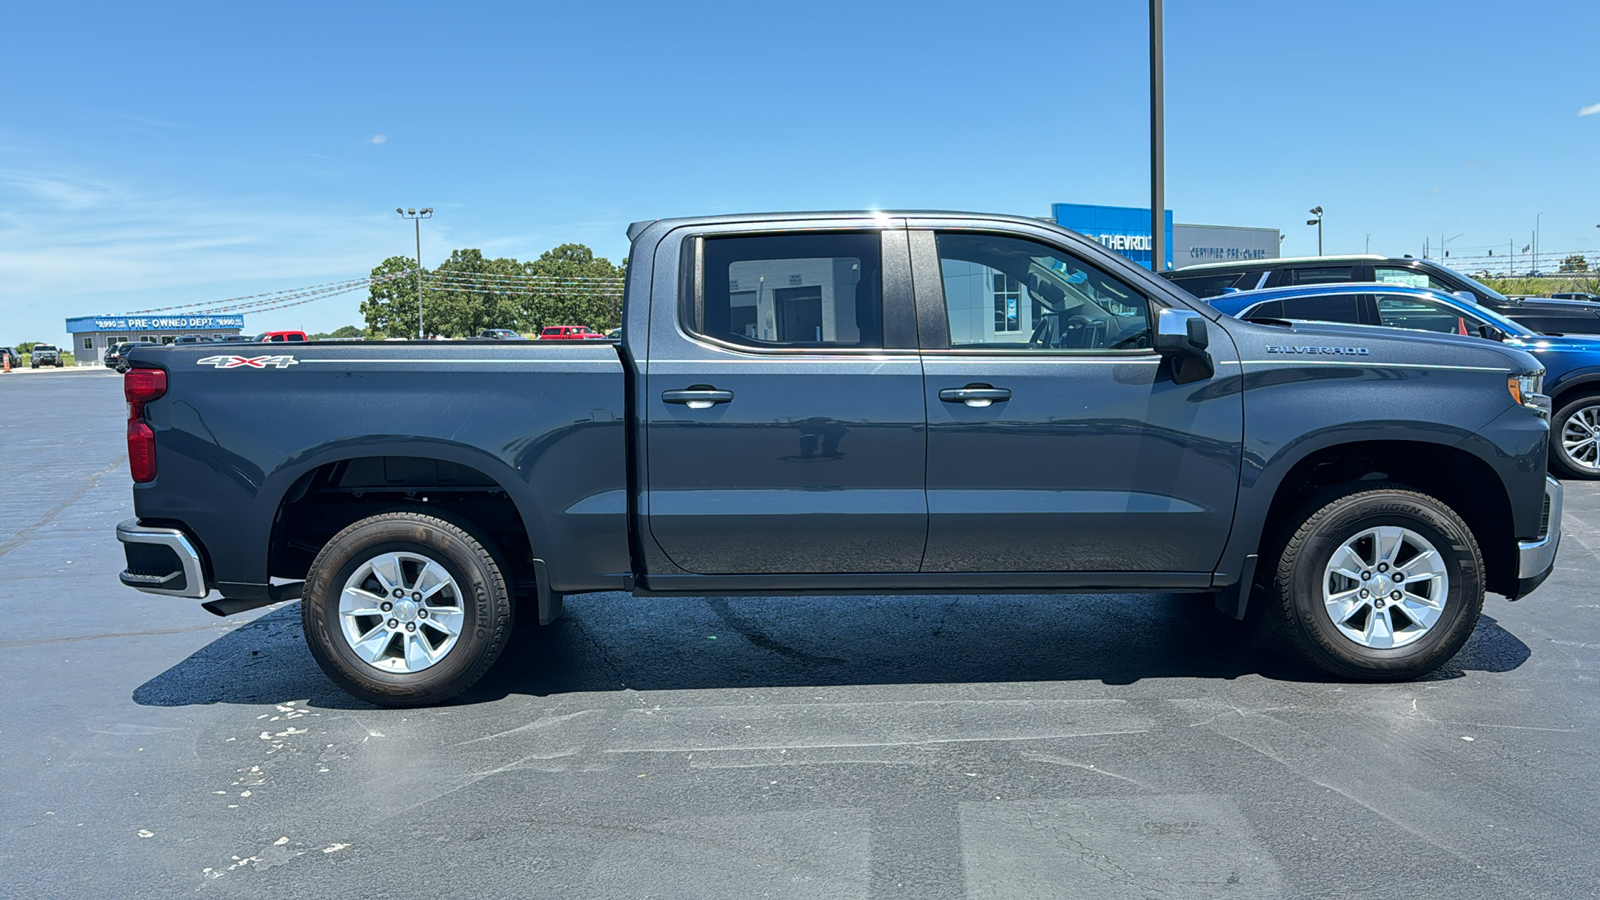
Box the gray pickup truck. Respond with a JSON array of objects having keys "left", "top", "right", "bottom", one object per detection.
[
  {"left": 30, "top": 344, "right": 63, "bottom": 368},
  {"left": 117, "top": 211, "right": 1563, "bottom": 706}
]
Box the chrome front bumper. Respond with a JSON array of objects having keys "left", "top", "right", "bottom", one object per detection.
[
  {"left": 115, "top": 519, "right": 210, "bottom": 599},
  {"left": 1517, "top": 476, "right": 1563, "bottom": 582}
]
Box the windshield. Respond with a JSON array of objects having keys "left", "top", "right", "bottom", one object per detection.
[{"left": 1451, "top": 295, "right": 1532, "bottom": 336}]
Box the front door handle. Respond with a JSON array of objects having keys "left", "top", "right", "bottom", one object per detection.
[
  {"left": 662, "top": 387, "right": 734, "bottom": 410},
  {"left": 938, "top": 385, "right": 1011, "bottom": 408}
]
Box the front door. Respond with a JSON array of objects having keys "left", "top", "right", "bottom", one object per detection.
[
  {"left": 643, "top": 228, "right": 927, "bottom": 576},
  {"left": 913, "top": 227, "right": 1243, "bottom": 577}
]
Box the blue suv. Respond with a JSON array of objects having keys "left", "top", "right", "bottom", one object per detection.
[{"left": 1209, "top": 282, "right": 1600, "bottom": 479}]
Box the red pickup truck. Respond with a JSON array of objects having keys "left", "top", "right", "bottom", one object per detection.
[{"left": 537, "top": 325, "right": 607, "bottom": 340}]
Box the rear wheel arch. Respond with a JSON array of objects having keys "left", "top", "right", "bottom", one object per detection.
[{"left": 266, "top": 451, "right": 548, "bottom": 587}]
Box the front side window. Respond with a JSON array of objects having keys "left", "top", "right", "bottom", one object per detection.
[
  {"left": 936, "top": 233, "right": 1151, "bottom": 351},
  {"left": 1376, "top": 294, "right": 1485, "bottom": 335},
  {"left": 1374, "top": 267, "right": 1454, "bottom": 292},
  {"left": 698, "top": 232, "right": 883, "bottom": 349},
  {"left": 1276, "top": 294, "right": 1363, "bottom": 324}
]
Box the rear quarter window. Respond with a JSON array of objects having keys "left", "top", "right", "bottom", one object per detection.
[{"left": 1167, "top": 270, "right": 1258, "bottom": 298}]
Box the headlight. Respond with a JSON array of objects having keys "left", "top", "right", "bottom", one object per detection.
[{"left": 1508, "top": 372, "right": 1549, "bottom": 417}]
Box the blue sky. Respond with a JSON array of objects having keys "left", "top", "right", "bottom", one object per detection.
[{"left": 2, "top": 0, "right": 1597, "bottom": 344}]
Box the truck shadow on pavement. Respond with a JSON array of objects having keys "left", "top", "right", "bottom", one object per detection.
[{"left": 133, "top": 592, "right": 1532, "bottom": 709}]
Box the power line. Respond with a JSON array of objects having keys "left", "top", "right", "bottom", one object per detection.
[{"left": 119, "top": 274, "right": 405, "bottom": 315}]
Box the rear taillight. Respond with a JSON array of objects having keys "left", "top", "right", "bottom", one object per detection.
[{"left": 124, "top": 368, "right": 167, "bottom": 483}]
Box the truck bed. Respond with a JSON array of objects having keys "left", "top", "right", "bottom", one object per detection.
[{"left": 126, "top": 340, "right": 631, "bottom": 601}]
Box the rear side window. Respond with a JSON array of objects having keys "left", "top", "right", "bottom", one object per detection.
[
  {"left": 1286, "top": 266, "right": 1356, "bottom": 285},
  {"left": 286, "top": 334, "right": 304, "bottom": 342},
  {"left": 697, "top": 232, "right": 883, "bottom": 349},
  {"left": 1277, "top": 294, "right": 1363, "bottom": 324}
]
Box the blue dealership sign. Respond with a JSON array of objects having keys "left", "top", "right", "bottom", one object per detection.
[
  {"left": 66, "top": 314, "right": 247, "bottom": 333},
  {"left": 1052, "top": 203, "right": 1174, "bottom": 272}
]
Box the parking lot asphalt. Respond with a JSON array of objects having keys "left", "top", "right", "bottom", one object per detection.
[{"left": 2, "top": 368, "right": 1598, "bottom": 899}]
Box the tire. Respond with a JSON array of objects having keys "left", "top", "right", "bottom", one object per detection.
[
  {"left": 1550, "top": 394, "right": 1600, "bottom": 480},
  {"left": 302, "top": 511, "right": 514, "bottom": 707},
  {"left": 1267, "top": 484, "right": 1484, "bottom": 681}
]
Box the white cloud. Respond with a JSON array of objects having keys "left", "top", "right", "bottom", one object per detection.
[
  {"left": 364, "top": 134, "right": 387, "bottom": 144},
  {"left": 1579, "top": 102, "right": 1600, "bottom": 117},
  {"left": 0, "top": 168, "right": 406, "bottom": 339}
]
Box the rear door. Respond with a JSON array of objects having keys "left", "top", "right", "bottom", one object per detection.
[
  {"left": 642, "top": 223, "right": 927, "bottom": 577},
  {"left": 912, "top": 223, "right": 1243, "bottom": 579}
]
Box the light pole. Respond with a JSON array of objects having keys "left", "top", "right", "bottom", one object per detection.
[
  {"left": 1306, "top": 207, "right": 1323, "bottom": 255},
  {"left": 1441, "top": 233, "right": 1464, "bottom": 259},
  {"left": 1149, "top": 0, "right": 1165, "bottom": 274},
  {"left": 396, "top": 207, "right": 433, "bottom": 338}
]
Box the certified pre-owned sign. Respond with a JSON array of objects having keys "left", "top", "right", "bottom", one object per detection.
[
  {"left": 1264, "top": 345, "right": 1371, "bottom": 356},
  {"left": 195, "top": 355, "right": 300, "bottom": 369}
]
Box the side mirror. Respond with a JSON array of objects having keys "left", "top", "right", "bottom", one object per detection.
[
  {"left": 1153, "top": 308, "right": 1214, "bottom": 383},
  {"left": 1453, "top": 290, "right": 1479, "bottom": 305},
  {"left": 1477, "top": 324, "right": 1505, "bottom": 341}
]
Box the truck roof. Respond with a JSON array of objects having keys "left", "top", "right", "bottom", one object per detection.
[{"left": 628, "top": 210, "right": 1074, "bottom": 241}]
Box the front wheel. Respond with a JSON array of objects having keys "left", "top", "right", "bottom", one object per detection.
[
  {"left": 1551, "top": 395, "right": 1600, "bottom": 480},
  {"left": 302, "top": 511, "right": 514, "bottom": 707},
  {"left": 1268, "top": 485, "right": 1484, "bottom": 681}
]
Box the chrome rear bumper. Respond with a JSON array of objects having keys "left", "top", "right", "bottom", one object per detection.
[{"left": 116, "top": 519, "right": 210, "bottom": 599}]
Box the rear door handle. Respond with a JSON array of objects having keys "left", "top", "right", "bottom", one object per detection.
[
  {"left": 938, "top": 385, "right": 1011, "bottom": 408},
  {"left": 662, "top": 388, "right": 734, "bottom": 409}
]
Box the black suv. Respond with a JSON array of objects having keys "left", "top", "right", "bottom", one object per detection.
[
  {"left": 106, "top": 341, "right": 160, "bottom": 372},
  {"left": 29, "top": 344, "right": 63, "bottom": 368},
  {"left": 1164, "top": 255, "right": 1600, "bottom": 335}
]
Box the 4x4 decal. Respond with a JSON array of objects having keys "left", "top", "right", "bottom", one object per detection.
[{"left": 195, "top": 355, "right": 300, "bottom": 369}]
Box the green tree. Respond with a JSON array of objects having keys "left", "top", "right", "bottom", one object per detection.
[
  {"left": 362, "top": 244, "right": 628, "bottom": 338},
  {"left": 427, "top": 249, "right": 527, "bottom": 337},
  {"left": 521, "top": 243, "right": 626, "bottom": 333},
  {"left": 360, "top": 256, "right": 424, "bottom": 338},
  {"left": 1560, "top": 254, "right": 1589, "bottom": 274}
]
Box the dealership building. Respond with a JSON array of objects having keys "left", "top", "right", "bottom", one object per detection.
[
  {"left": 1051, "top": 203, "right": 1280, "bottom": 271},
  {"left": 64, "top": 314, "right": 246, "bottom": 366}
]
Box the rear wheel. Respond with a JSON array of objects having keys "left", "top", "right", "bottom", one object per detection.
[
  {"left": 1551, "top": 394, "right": 1600, "bottom": 480},
  {"left": 302, "top": 511, "right": 514, "bottom": 707},
  {"left": 1268, "top": 485, "right": 1483, "bottom": 680}
]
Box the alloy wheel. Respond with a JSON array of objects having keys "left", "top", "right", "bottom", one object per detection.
[
  {"left": 1322, "top": 525, "right": 1448, "bottom": 650},
  {"left": 337, "top": 551, "right": 465, "bottom": 673}
]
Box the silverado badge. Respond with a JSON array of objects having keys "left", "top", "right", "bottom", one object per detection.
[
  {"left": 1264, "top": 345, "right": 1370, "bottom": 356},
  {"left": 195, "top": 355, "right": 300, "bottom": 369}
]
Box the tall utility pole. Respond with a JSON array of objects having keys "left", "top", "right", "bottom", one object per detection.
[
  {"left": 1149, "top": 0, "right": 1165, "bottom": 274},
  {"left": 1307, "top": 207, "right": 1323, "bottom": 255},
  {"left": 397, "top": 207, "right": 433, "bottom": 338}
]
